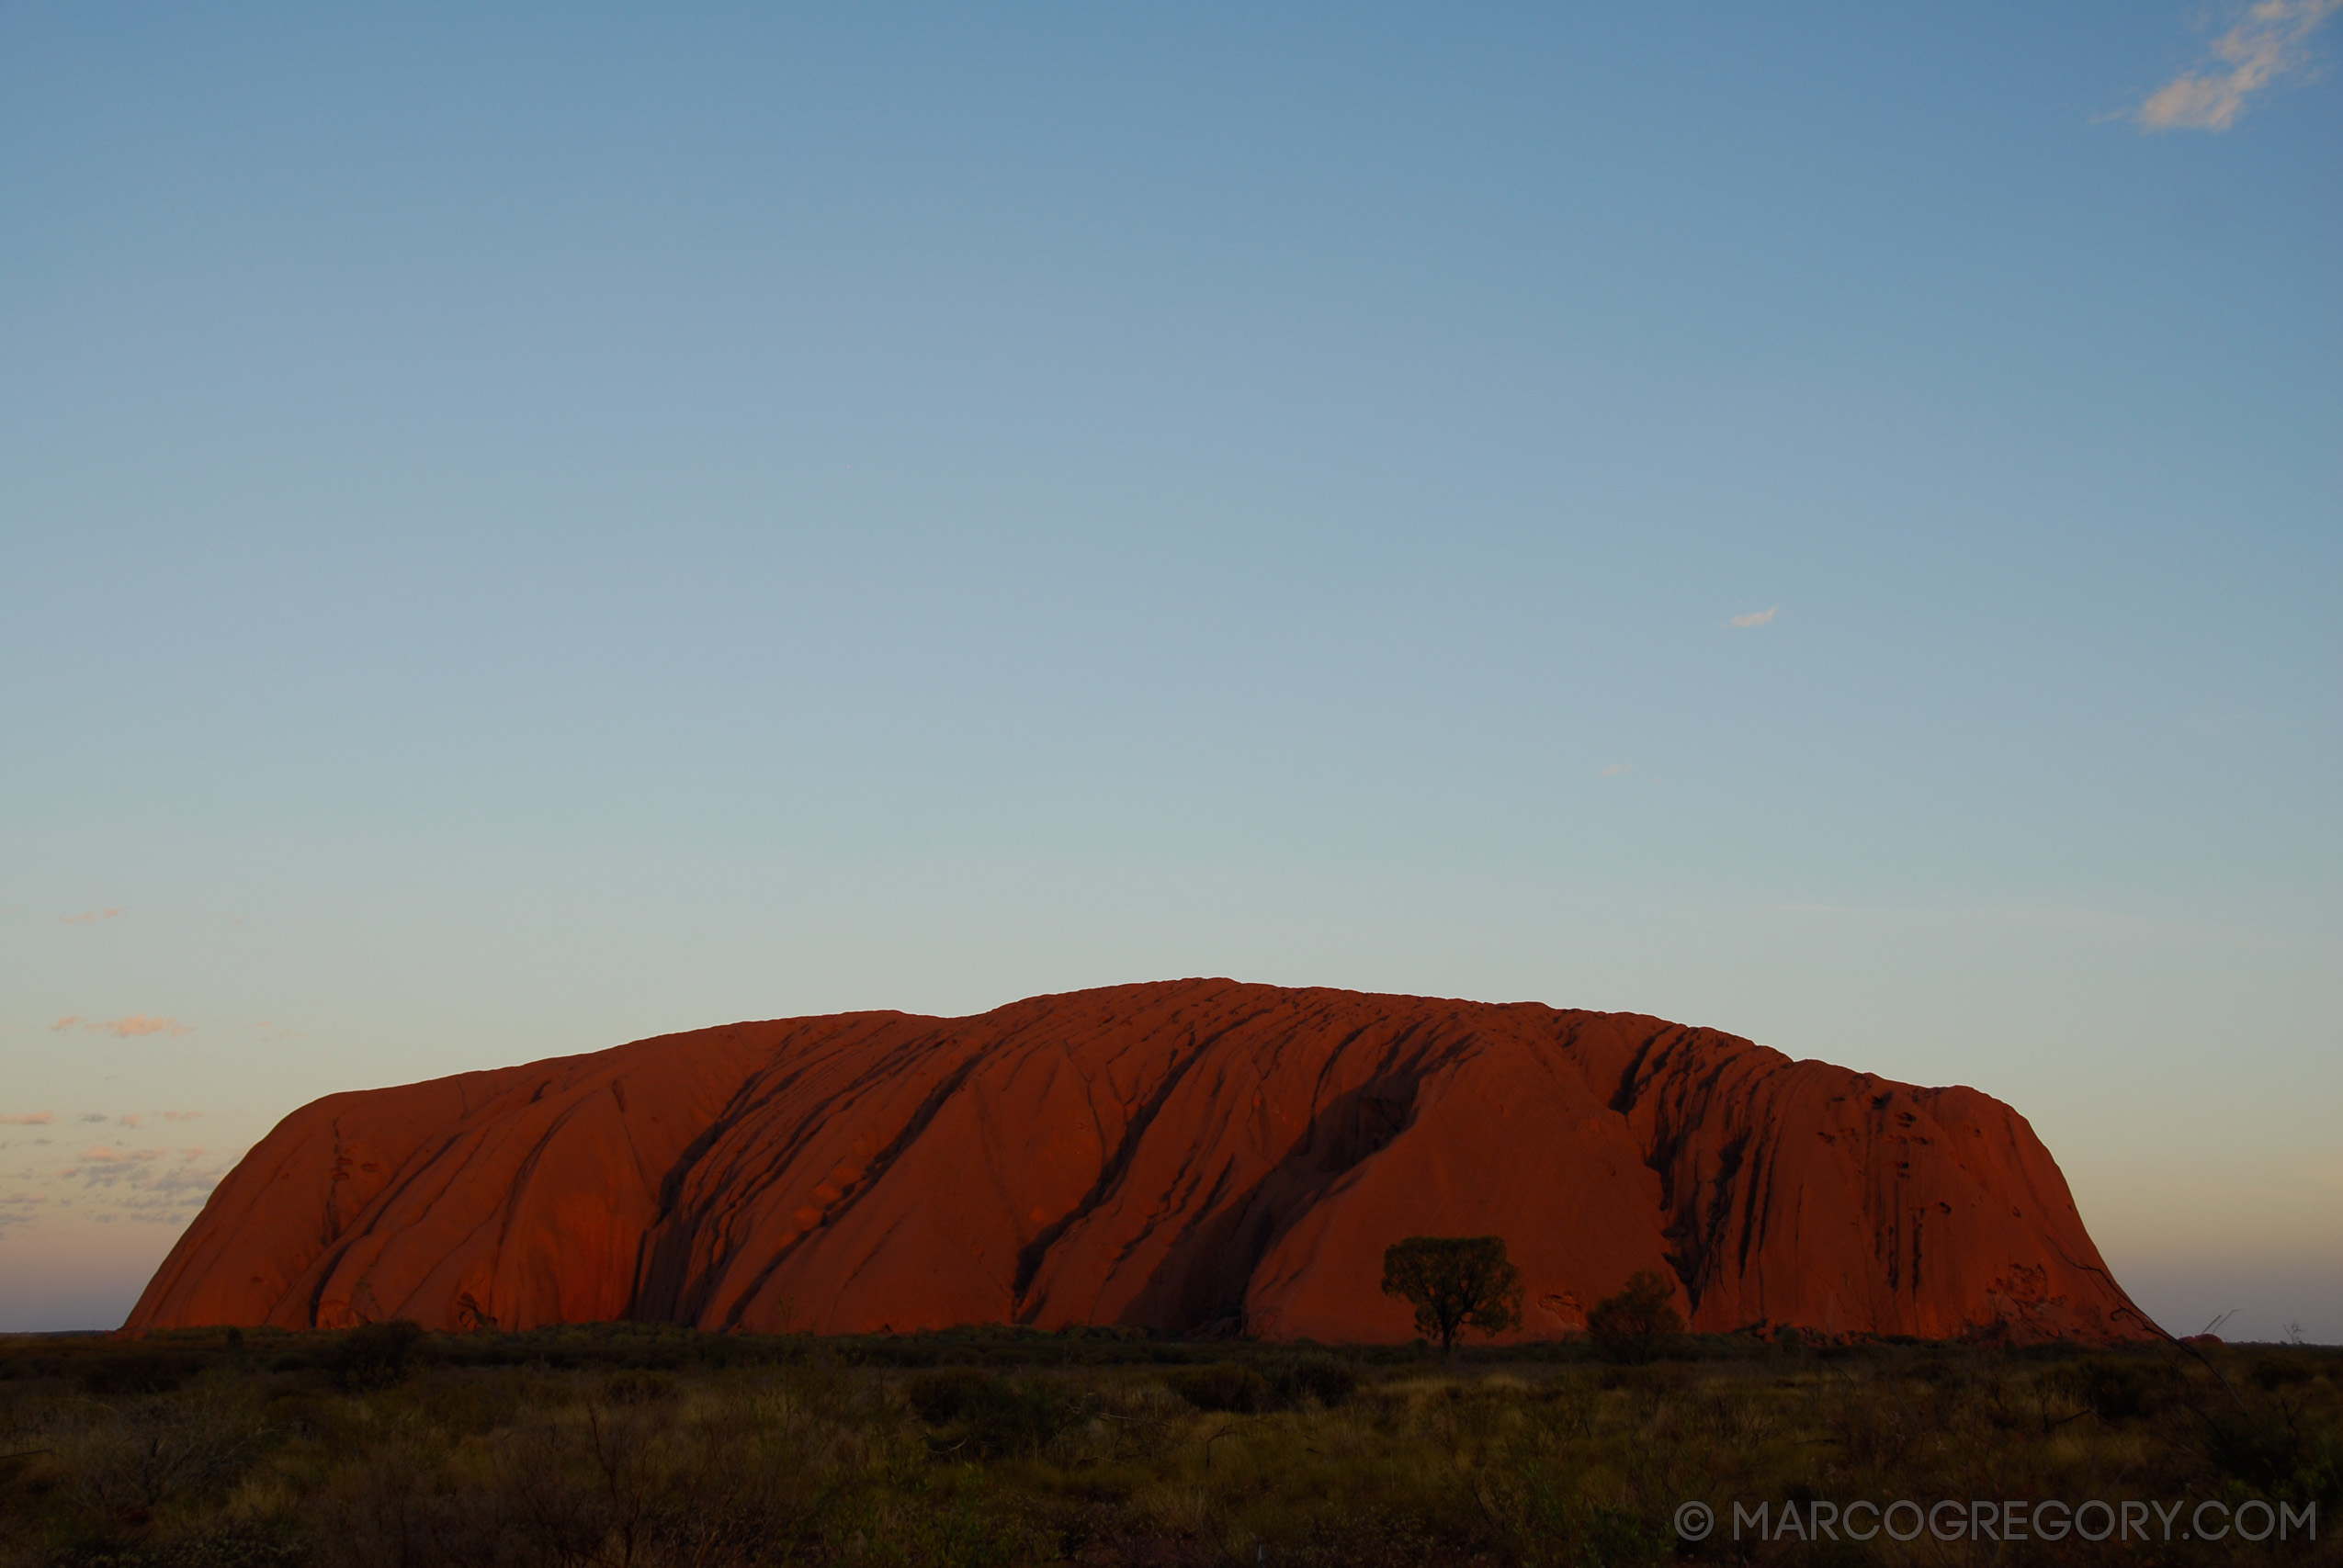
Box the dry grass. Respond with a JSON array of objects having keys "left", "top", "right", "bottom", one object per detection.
[{"left": 0, "top": 1327, "right": 2333, "bottom": 1566}]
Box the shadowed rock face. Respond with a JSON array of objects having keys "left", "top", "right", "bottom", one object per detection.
[{"left": 127, "top": 980, "right": 2154, "bottom": 1344}]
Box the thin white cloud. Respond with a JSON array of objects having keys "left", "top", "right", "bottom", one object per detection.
[
  {"left": 1600, "top": 763, "right": 1634, "bottom": 778},
  {"left": 58, "top": 907, "right": 126, "bottom": 925},
  {"left": 1728, "top": 606, "right": 1778, "bottom": 629},
  {"left": 0, "top": 1113, "right": 54, "bottom": 1126},
  {"left": 160, "top": 1110, "right": 201, "bottom": 1122},
  {"left": 2137, "top": 0, "right": 2340, "bottom": 130}
]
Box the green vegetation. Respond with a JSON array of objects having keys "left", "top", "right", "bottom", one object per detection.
[
  {"left": 1379, "top": 1236, "right": 1525, "bottom": 1352},
  {"left": 0, "top": 1324, "right": 2335, "bottom": 1566},
  {"left": 1585, "top": 1273, "right": 1684, "bottom": 1366}
]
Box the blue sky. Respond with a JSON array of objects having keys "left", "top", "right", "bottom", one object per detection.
[{"left": 3, "top": 3, "right": 2337, "bottom": 1337}]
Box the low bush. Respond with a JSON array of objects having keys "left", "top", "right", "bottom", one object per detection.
[
  {"left": 1166, "top": 1362, "right": 1272, "bottom": 1413},
  {"left": 1585, "top": 1271, "right": 1683, "bottom": 1364},
  {"left": 77, "top": 1353, "right": 200, "bottom": 1398},
  {"left": 1268, "top": 1354, "right": 1359, "bottom": 1408},
  {"left": 323, "top": 1323, "right": 424, "bottom": 1393},
  {"left": 903, "top": 1368, "right": 1086, "bottom": 1458}
]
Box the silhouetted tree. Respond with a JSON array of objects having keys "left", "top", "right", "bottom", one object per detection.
[
  {"left": 1587, "top": 1270, "right": 1683, "bottom": 1362},
  {"left": 1379, "top": 1235, "right": 1524, "bottom": 1351}
]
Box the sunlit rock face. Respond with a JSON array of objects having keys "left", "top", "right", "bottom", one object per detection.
[{"left": 127, "top": 979, "right": 2153, "bottom": 1345}]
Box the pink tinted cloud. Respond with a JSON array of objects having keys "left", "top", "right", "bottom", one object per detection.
[
  {"left": 58, "top": 908, "right": 126, "bottom": 925},
  {"left": 100, "top": 1015, "right": 192, "bottom": 1038},
  {"left": 0, "top": 1112, "right": 55, "bottom": 1126},
  {"left": 51, "top": 1142, "right": 239, "bottom": 1225},
  {"left": 51, "top": 1015, "right": 194, "bottom": 1038}
]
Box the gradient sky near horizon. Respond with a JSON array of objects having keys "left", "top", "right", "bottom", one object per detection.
[{"left": 3, "top": 3, "right": 2337, "bottom": 1338}]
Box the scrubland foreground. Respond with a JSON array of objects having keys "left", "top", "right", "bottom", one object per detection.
[{"left": 1, "top": 1325, "right": 2334, "bottom": 1567}]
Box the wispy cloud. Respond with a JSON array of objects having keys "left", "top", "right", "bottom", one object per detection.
[
  {"left": 2137, "top": 0, "right": 2340, "bottom": 130},
  {"left": 58, "top": 907, "right": 126, "bottom": 925},
  {"left": 160, "top": 1110, "right": 201, "bottom": 1123},
  {"left": 0, "top": 1113, "right": 54, "bottom": 1126},
  {"left": 108, "top": 1016, "right": 193, "bottom": 1037},
  {"left": 47, "top": 1142, "right": 239, "bottom": 1227},
  {"left": 1727, "top": 606, "right": 1778, "bottom": 629},
  {"left": 1599, "top": 763, "right": 1634, "bottom": 778},
  {"left": 78, "top": 1113, "right": 108, "bottom": 1124},
  {"left": 50, "top": 1014, "right": 194, "bottom": 1038},
  {"left": 0, "top": 1191, "right": 50, "bottom": 1240}
]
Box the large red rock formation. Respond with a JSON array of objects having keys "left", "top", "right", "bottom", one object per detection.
[{"left": 127, "top": 980, "right": 2153, "bottom": 1344}]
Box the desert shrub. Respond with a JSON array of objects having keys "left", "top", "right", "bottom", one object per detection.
[
  {"left": 884, "top": 1487, "right": 1051, "bottom": 1568},
  {"left": 122, "top": 1517, "right": 311, "bottom": 1568},
  {"left": 2054, "top": 1356, "right": 2156, "bottom": 1422},
  {"left": 316, "top": 1392, "right": 823, "bottom": 1568},
  {"left": 326, "top": 1323, "right": 425, "bottom": 1393},
  {"left": 1273, "top": 1507, "right": 1473, "bottom": 1568},
  {"left": 2198, "top": 1404, "right": 2309, "bottom": 1493},
  {"left": 415, "top": 1373, "right": 524, "bottom": 1436},
  {"left": 1914, "top": 1351, "right": 1968, "bottom": 1385},
  {"left": 1570, "top": 1499, "right": 1670, "bottom": 1568},
  {"left": 261, "top": 1386, "right": 361, "bottom": 1450},
  {"left": 1266, "top": 1356, "right": 1359, "bottom": 1409},
  {"left": 2251, "top": 1351, "right": 2322, "bottom": 1392},
  {"left": 905, "top": 1367, "right": 993, "bottom": 1426},
  {"left": 311, "top": 1432, "right": 502, "bottom": 1568},
  {"left": 1586, "top": 1272, "right": 1683, "bottom": 1364},
  {"left": 1593, "top": 1363, "right": 1675, "bottom": 1394},
  {"left": 79, "top": 1352, "right": 201, "bottom": 1398},
  {"left": 1167, "top": 1362, "right": 1272, "bottom": 1414},
  {"left": 904, "top": 1369, "right": 1084, "bottom": 1457},
  {"left": 67, "top": 1386, "right": 265, "bottom": 1517},
  {"left": 599, "top": 1369, "right": 675, "bottom": 1406}
]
